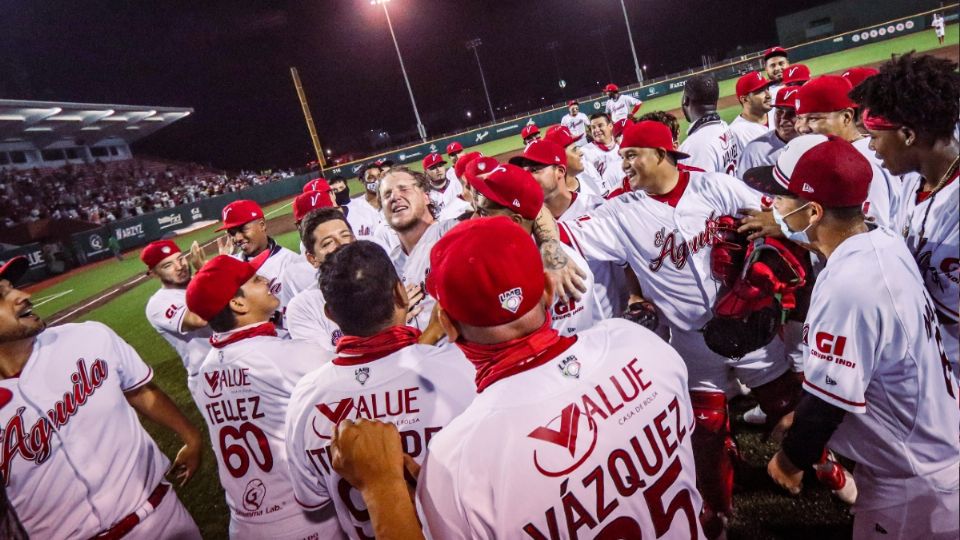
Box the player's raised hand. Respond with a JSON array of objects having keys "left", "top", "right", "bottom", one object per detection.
[
  {"left": 738, "top": 208, "right": 784, "bottom": 242},
  {"left": 767, "top": 450, "right": 804, "bottom": 495},
  {"left": 542, "top": 241, "right": 587, "bottom": 302},
  {"left": 405, "top": 283, "right": 425, "bottom": 315},
  {"left": 331, "top": 419, "right": 406, "bottom": 493},
  {"left": 216, "top": 234, "right": 234, "bottom": 256},
  {"left": 168, "top": 438, "right": 202, "bottom": 487},
  {"left": 188, "top": 240, "right": 205, "bottom": 271}
]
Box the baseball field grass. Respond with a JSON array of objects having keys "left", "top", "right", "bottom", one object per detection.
[{"left": 31, "top": 23, "right": 956, "bottom": 539}]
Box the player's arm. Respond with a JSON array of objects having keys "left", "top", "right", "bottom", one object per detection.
[
  {"left": 125, "top": 382, "right": 203, "bottom": 486},
  {"left": 768, "top": 392, "right": 846, "bottom": 494},
  {"left": 330, "top": 419, "right": 425, "bottom": 540},
  {"left": 555, "top": 202, "right": 630, "bottom": 266},
  {"left": 181, "top": 311, "right": 207, "bottom": 331},
  {"left": 533, "top": 206, "right": 587, "bottom": 302}
]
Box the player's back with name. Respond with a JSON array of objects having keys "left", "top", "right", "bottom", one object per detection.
[
  {"left": 285, "top": 343, "right": 475, "bottom": 539},
  {"left": 417, "top": 319, "right": 703, "bottom": 539},
  {"left": 192, "top": 336, "right": 329, "bottom": 524}
]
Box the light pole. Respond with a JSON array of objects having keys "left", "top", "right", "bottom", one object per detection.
[
  {"left": 466, "top": 38, "right": 496, "bottom": 122},
  {"left": 545, "top": 41, "right": 566, "bottom": 99},
  {"left": 618, "top": 0, "right": 644, "bottom": 84},
  {"left": 372, "top": 0, "right": 427, "bottom": 141}
]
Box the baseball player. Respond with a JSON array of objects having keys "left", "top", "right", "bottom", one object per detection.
[
  {"left": 840, "top": 67, "right": 879, "bottom": 136},
  {"left": 850, "top": 52, "right": 959, "bottom": 368},
  {"left": 328, "top": 176, "right": 352, "bottom": 207},
  {"left": 680, "top": 74, "right": 738, "bottom": 175},
  {"left": 302, "top": 177, "right": 332, "bottom": 196},
  {"left": 421, "top": 152, "right": 465, "bottom": 215},
  {"left": 794, "top": 75, "right": 898, "bottom": 227},
  {"left": 763, "top": 46, "right": 790, "bottom": 127},
  {"left": 142, "top": 239, "right": 212, "bottom": 398},
  {"left": 932, "top": 12, "right": 946, "bottom": 45},
  {"left": 603, "top": 83, "right": 642, "bottom": 122},
  {"left": 185, "top": 253, "right": 343, "bottom": 538},
  {"left": 729, "top": 71, "right": 772, "bottom": 150},
  {"left": 747, "top": 135, "right": 960, "bottom": 539},
  {"left": 0, "top": 256, "right": 203, "bottom": 539},
  {"left": 544, "top": 125, "right": 611, "bottom": 198},
  {"left": 581, "top": 113, "right": 625, "bottom": 193},
  {"left": 557, "top": 121, "right": 800, "bottom": 536},
  {"left": 217, "top": 199, "right": 307, "bottom": 313},
  {"left": 347, "top": 161, "right": 390, "bottom": 238},
  {"left": 413, "top": 216, "right": 703, "bottom": 538},
  {"left": 469, "top": 163, "right": 601, "bottom": 335},
  {"left": 444, "top": 141, "right": 464, "bottom": 186},
  {"left": 560, "top": 100, "right": 590, "bottom": 147},
  {"left": 520, "top": 123, "right": 541, "bottom": 145},
  {"left": 736, "top": 86, "right": 800, "bottom": 178},
  {"left": 284, "top": 240, "right": 475, "bottom": 539}
]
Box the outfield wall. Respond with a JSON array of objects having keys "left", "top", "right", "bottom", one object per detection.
[
  {"left": 324, "top": 7, "right": 953, "bottom": 179},
  {"left": 1, "top": 172, "right": 313, "bottom": 283}
]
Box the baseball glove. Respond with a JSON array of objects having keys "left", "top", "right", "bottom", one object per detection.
[
  {"left": 622, "top": 300, "right": 660, "bottom": 332},
  {"left": 703, "top": 301, "right": 781, "bottom": 360},
  {"left": 710, "top": 215, "right": 749, "bottom": 288}
]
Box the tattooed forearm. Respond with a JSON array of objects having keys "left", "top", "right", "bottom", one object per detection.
[
  {"left": 540, "top": 240, "right": 570, "bottom": 270},
  {"left": 532, "top": 206, "right": 559, "bottom": 246}
]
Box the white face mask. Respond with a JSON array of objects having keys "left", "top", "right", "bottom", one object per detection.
[{"left": 772, "top": 202, "right": 814, "bottom": 245}]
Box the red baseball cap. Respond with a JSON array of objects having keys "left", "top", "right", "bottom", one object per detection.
[
  {"left": 544, "top": 125, "right": 582, "bottom": 148},
  {"left": 427, "top": 216, "right": 544, "bottom": 327},
  {"left": 454, "top": 151, "right": 483, "bottom": 180},
  {"left": 736, "top": 71, "right": 771, "bottom": 98},
  {"left": 446, "top": 142, "right": 464, "bottom": 156},
  {"left": 0, "top": 256, "right": 28, "bottom": 285},
  {"left": 186, "top": 252, "right": 270, "bottom": 321},
  {"left": 763, "top": 46, "right": 788, "bottom": 61},
  {"left": 567, "top": 100, "right": 578, "bottom": 107},
  {"left": 521, "top": 124, "right": 540, "bottom": 140},
  {"left": 620, "top": 120, "right": 690, "bottom": 160},
  {"left": 293, "top": 190, "right": 335, "bottom": 223},
  {"left": 422, "top": 152, "right": 446, "bottom": 170},
  {"left": 604, "top": 83, "right": 619, "bottom": 93},
  {"left": 302, "top": 178, "right": 331, "bottom": 194},
  {"left": 841, "top": 67, "right": 879, "bottom": 89},
  {"left": 795, "top": 76, "right": 856, "bottom": 115},
  {"left": 781, "top": 64, "right": 811, "bottom": 85},
  {"left": 140, "top": 240, "right": 181, "bottom": 269},
  {"left": 462, "top": 156, "right": 501, "bottom": 189},
  {"left": 471, "top": 163, "right": 544, "bottom": 220},
  {"left": 774, "top": 86, "right": 800, "bottom": 109},
  {"left": 743, "top": 134, "right": 871, "bottom": 208},
  {"left": 509, "top": 139, "right": 567, "bottom": 169},
  {"left": 217, "top": 200, "right": 264, "bottom": 231}
]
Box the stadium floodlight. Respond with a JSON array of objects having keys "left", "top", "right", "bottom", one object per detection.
[
  {"left": 618, "top": 0, "right": 644, "bottom": 84},
  {"left": 372, "top": 0, "right": 427, "bottom": 141},
  {"left": 466, "top": 38, "right": 496, "bottom": 122}
]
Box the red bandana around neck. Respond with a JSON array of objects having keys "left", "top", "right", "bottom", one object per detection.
[
  {"left": 210, "top": 322, "right": 277, "bottom": 349},
  {"left": 595, "top": 141, "right": 614, "bottom": 152},
  {"left": 334, "top": 325, "right": 423, "bottom": 366},
  {"left": 456, "top": 314, "right": 577, "bottom": 393}
]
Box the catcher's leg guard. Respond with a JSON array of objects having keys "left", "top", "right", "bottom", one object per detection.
[
  {"left": 749, "top": 369, "right": 803, "bottom": 426},
  {"left": 690, "top": 391, "right": 734, "bottom": 539}
]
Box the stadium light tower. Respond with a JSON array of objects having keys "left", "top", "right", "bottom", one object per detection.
[
  {"left": 466, "top": 39, "right": 496, "bottom": 122},
  {"left": 618, "top": 0, "right": 644, "bottom": 84},
  {"left": 372, "top": 0, "right": 427, "bottom": 141}
]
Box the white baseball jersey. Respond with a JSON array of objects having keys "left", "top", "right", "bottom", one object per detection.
[
  {"left": 581, "top": 140, "right": 624, "bottom": 196},
  {"left": 285, "top": 343, "right": 476, "bottom": 539},
  {"left": 679, "top": 116, "right": 738, "bottom": 175},
  {"left": 605, "top": 94, "right": 642, "bottom": 122},
  {"left": 232, "top": 241, "right": 303, "bottom": 313},
  {"left": 0, "top": 322, "right": 172, "bottom": 538},
  {"left": 437, "top": 196, "right": 473, "bottom": 221},
  {"left": 551, "top": 243, "right": 601, "bottom": 336},
  {"left": 280, "top": 255, "right": 318, "bottom": 303},
  {"left": 933, "top": 14, "right": 946, "bottom": 35},
  {"left": 801, "top": 228, "right": 959, "bottom": 508},
  {"left": 577, "top": 160, "right": 614, "bottom": 198},
  {"left": 728, "top": 115, "right": 770, "bottom": 150},
  {"left": 345, "top": 197, "right": 385, "bottom": 239},
  {"left": 893, "top": 172, "right": 959, "bottom": 367},
  {"left": 735, "top": 129, "right": 788, "bottom": 179},
  {"left": 445, "top": 166, "right": 460, "bottom": 186},
  {"left": 429, "top": 178, "right": 464, "bottom": 214},
  {"left": 285, "top": 284, "right": 343, "bottom": 353},
  {"left": 766, "top": 83, "right": 782, "bottom": 129},
  {"left": 192, "top": 328, "right": 341, "bottom": 535},
  {"left": 561, "top": 112, "right": 591, "bottom": 142},
  {"left": 417, "top": 319, "right": 703, "bottom": 539},
  {"left": 851, "top": 137, "right": 898, "bottom": 228},
  {"left": 558, "top": 169, "right": 788, "bottom": 392},
  {"left": 390, "top": 219, "right": 460, "bottom": 331},
  {"left": 145, "top": 286, "right": 212, "bottom": 390}
]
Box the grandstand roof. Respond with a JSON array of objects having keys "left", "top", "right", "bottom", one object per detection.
[{"left": 0, "top": 99, "right": 193, "bottom": 149}]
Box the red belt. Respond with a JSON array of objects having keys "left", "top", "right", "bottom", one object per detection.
[{"left": 89, "top": 482, "right": 170, "bottom": 540}]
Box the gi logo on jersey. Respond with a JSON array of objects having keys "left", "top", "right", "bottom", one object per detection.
[
  {"left": 527, "top": 403, "right": 599, "bottom": 477},
  {"left": 242, "top": 479, "right": 267, "bottom": 511},
  {"left": 355, "top": 367, "right": 370, "bottom": 386},
  {"left": 499, "top": 287, "right": 523, "bottom": 314}
]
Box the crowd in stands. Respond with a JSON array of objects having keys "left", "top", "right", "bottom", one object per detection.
[{"left": 0, "top": 159, "right": 294, "bottom": 227}]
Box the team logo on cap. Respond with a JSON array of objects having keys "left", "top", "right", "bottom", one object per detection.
[
  {"left": 802, "top": 183, "right": 815, "bottom": 193},
  {"left": 161, "top": 246, "right": 171, "bottom": 254},
  {"left": 512, "top": 198, "right": 521, "bottom": 208},
  {"left": 499, "top": 287, "right": 523, "bottom": 313}
]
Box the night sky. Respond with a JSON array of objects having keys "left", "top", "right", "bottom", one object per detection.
[{"left": 1, "top": 0, "right": 832, "bottom": 170}]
